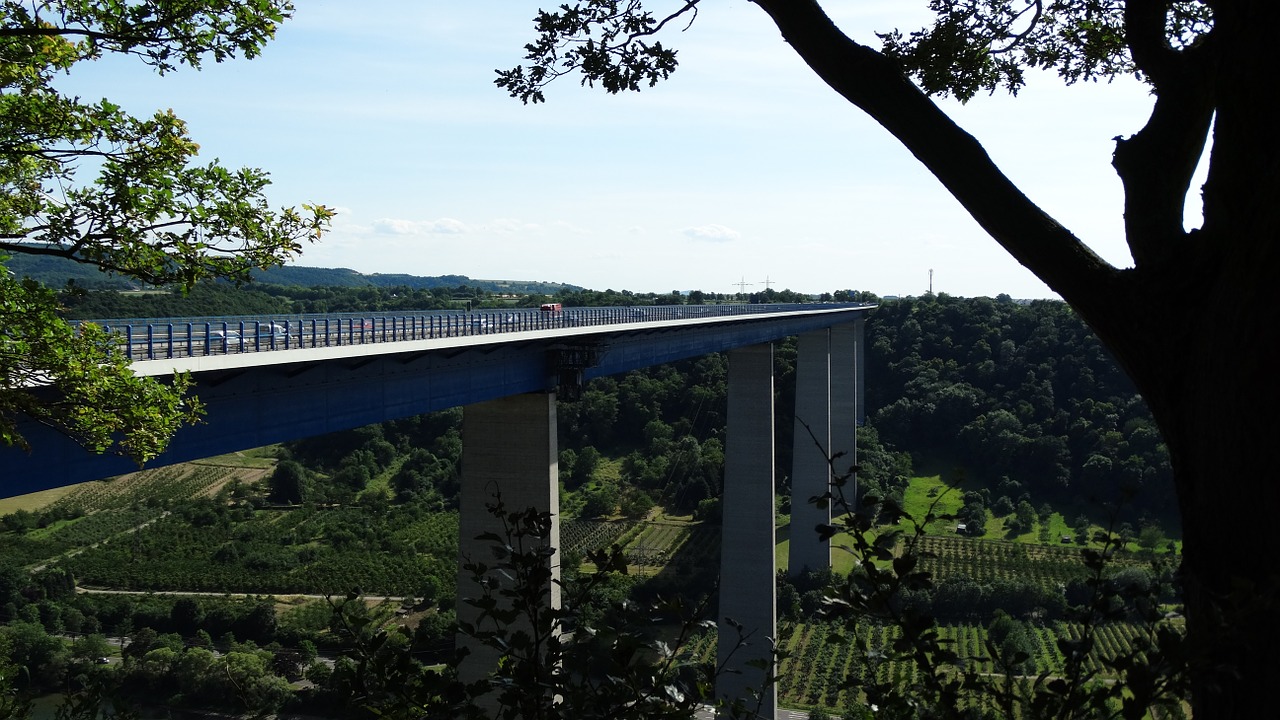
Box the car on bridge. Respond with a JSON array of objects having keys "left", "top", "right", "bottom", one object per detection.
[
  {"left": 208, "top": 329, "right": 241, "bottom": 348},
  {"left": 206, "top": 325, "right": 286, "bottom": 350},
  {"left": 253, "top": 323, "right": 287, "bottom": 339}
]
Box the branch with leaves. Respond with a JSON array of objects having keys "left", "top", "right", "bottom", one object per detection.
[
  {"left": 496, "top": 0, "right": 699, "bottom": 104},
  {"left": 1, "top": 1, "right": 332, "bottom": 464}
]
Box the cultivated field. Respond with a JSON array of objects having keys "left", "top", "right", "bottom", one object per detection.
[{"left": 5, "top": 467, "right": 1180, "bottom": 716}]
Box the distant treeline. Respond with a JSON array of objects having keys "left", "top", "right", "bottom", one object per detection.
[
  {"left": 53, "top": 277, "right": 855, "bottom": 321},
  {"left": 58, "top": 282, "right": 520, "bottom": 319},
  {"left": 6, "top": 252, "right": 576, "bottom": 296}
]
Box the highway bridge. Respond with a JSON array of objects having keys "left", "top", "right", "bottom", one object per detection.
[{"left": 2, "top": 302, "right": 874, "bottom": 718}]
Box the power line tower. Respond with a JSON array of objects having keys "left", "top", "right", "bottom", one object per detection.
[{"left": 732, "top": 276, "right": 754, "bottom": 298}]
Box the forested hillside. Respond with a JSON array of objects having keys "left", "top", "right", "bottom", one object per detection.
[
  {"left": 57, "top": 282, "right": 478, "bottom": 320},
  {"left": 866, "top": 295, "right": 1173, "bottom": 527},
  {"left": 6, "top": 253, "right": 578, "bottom": 306},
  {"left": 1, "top": 290, "right": 1181, "bottom": 717}
]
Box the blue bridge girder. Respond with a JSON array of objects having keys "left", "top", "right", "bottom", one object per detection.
[{"left": 2, "top": 303, "right": 873, "bottom": 496}]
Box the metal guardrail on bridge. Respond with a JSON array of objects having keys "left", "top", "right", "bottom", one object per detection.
[{"left": 83, "top": 303, "right": 872, "bottom": 362}]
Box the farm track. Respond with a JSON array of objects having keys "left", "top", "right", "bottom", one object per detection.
[{"left": 74, "top": 587, "right": 410, "bottom": 604}]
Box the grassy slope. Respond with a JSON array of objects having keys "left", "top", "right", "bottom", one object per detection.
[
  {"left": 776, "top": 472, "right": 1181, "bottom": 568},
  {"left": 0, "top": 485, "right": 81, "bottom": 515}
]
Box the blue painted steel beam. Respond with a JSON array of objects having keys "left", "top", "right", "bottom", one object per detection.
[{"left": 2, "top": 306, "right": 872, "bottom": 496}]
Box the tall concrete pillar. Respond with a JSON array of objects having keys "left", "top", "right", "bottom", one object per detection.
[
  {"left": 717, "top": 343, "right": 777, "bottom": 718},
  {"left": 790, "top": 330, "right": 831, "bottom": 575},
  {"left": 455, "top": 392, "right": 561, "bottom": 693},
  {"left": 854, "top": 316, "right": 866, "bottom": 427},
  {"left": 831, "top": 322, "right": 859, "bottom": 508}
]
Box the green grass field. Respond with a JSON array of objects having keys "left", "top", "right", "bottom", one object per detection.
[{"left": 901, "top": 474, "right": 966, "bottom": 534}]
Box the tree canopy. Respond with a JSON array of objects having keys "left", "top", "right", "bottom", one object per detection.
[
  {"left": 499, "top": 2, "right": 1280, "bottom": 718},
  {"left": 1, "top": 1, "right": 332, "bottom": 463}
]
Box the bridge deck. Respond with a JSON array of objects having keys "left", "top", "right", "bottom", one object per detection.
[{"left": 5, "top": 304, "right": 873, "bottom": 494}]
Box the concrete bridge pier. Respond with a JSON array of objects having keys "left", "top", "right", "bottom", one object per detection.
[
  {"left": 717, "top": 343, "right": 778, "bottom": 718},
  {"left": 831, "top": 321, "right": 861, "bottom": 505},
  {"left": 790, "top": 329, "right": 832, "bottom": 576},
  {"left": 447, "top": 321, "right": 863, "bottom": 716},
  {"left": 454, "top": 392, "right": 562, "bottom": 695},
  {"left": 788, "top": 320, "right": 860, "bottom": 577}
]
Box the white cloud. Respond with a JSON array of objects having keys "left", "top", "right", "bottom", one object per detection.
[
  {"left": 682, "top": 223, "right": 741, "bottom": 242},
  {"left": 371, "top": 217, "right": 468, "bottom": 235}
]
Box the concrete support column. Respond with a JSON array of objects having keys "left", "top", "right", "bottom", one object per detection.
[
  {"left": 790, "top": 330, "right": 831, "bottom": 576},
  {"left": 717, "top": 343, "right": 777, "bottom": 718},
  {"left": 831, "top": 322, "right": 859, "bottom": 507},
  {"left": 455, "top": 392, "right": 561, "bottom": 691},
  {"left": 854, "top": 317, "right": 866, "bottom": 426}
]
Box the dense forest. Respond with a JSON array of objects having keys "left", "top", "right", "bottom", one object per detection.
[{"left": 866, "top": 295, "right": 1175, "bottom": 526}]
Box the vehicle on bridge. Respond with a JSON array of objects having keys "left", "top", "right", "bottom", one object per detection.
[
  {"left": 207, "top": 323, "right": 286, "bottom": 350},
  {"left": 208, "top": 329, "right": 241, "bottom": 348},
  {"left": 261, "top": 323, "right": 287, "bottom": 337}
]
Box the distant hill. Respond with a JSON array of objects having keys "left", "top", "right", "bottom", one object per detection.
[
  {"left": 3, "top": 253, "right": 140, "bottom": 289},
  {"left": 248, "top": 265, "right": 580, "bottom": 295},
  {"left": 3, "top": 253, "right": 579, "bottom": 296}
]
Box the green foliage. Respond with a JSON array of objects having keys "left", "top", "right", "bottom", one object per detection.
[
  {"left": 0, "top": 270, "right": 201, "bottom": 462},
  {"left": 497, "top": 1, "right": 1209, "bottom": 103},
  {"left": 577, "top": 480, "right": 619, "bottom": 518},
  {"left": 867, "top": 296, "right": 1173, "bottom": 521},
  {"left": 267, "top": 459, "right": 309, "bottom": 504},
  {"left": 0, "top": 1, "right": 331, "bottom": 282},
  {"left": 49, "top": 499, "right": 458, "bottom": 597},
  {"left": 1, "top": 1, "right": 333, "bottom": 461},
  {"left": 248, "top": 265, "right": 576, "bottom": 296},
  {"left": 58, "top": 281, "right": 294, "bottom": 320},
  {"left": 874, "top": 1, "right": 1212, "bottom": 101},
  {"left": 810, "top": 465, "right": 1189, "bottom": 720},
  {"left": 495, "top": 0, "right": 687, "bottom": 103}
]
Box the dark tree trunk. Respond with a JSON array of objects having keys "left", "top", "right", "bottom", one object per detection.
[
  {"left": 1094, "top": 265, "right": 1280, "bottom": 719},
  {"left": 1150, "top": 5, "right": 1280, "bottom": 713},
  {"left": 1173, "top": 299, "right": 1280, "bottom": 719}
]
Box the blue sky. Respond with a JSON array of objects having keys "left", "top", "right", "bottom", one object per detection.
[{"left": 63, "top": 2, "right": 1190, "bottom": 299}]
